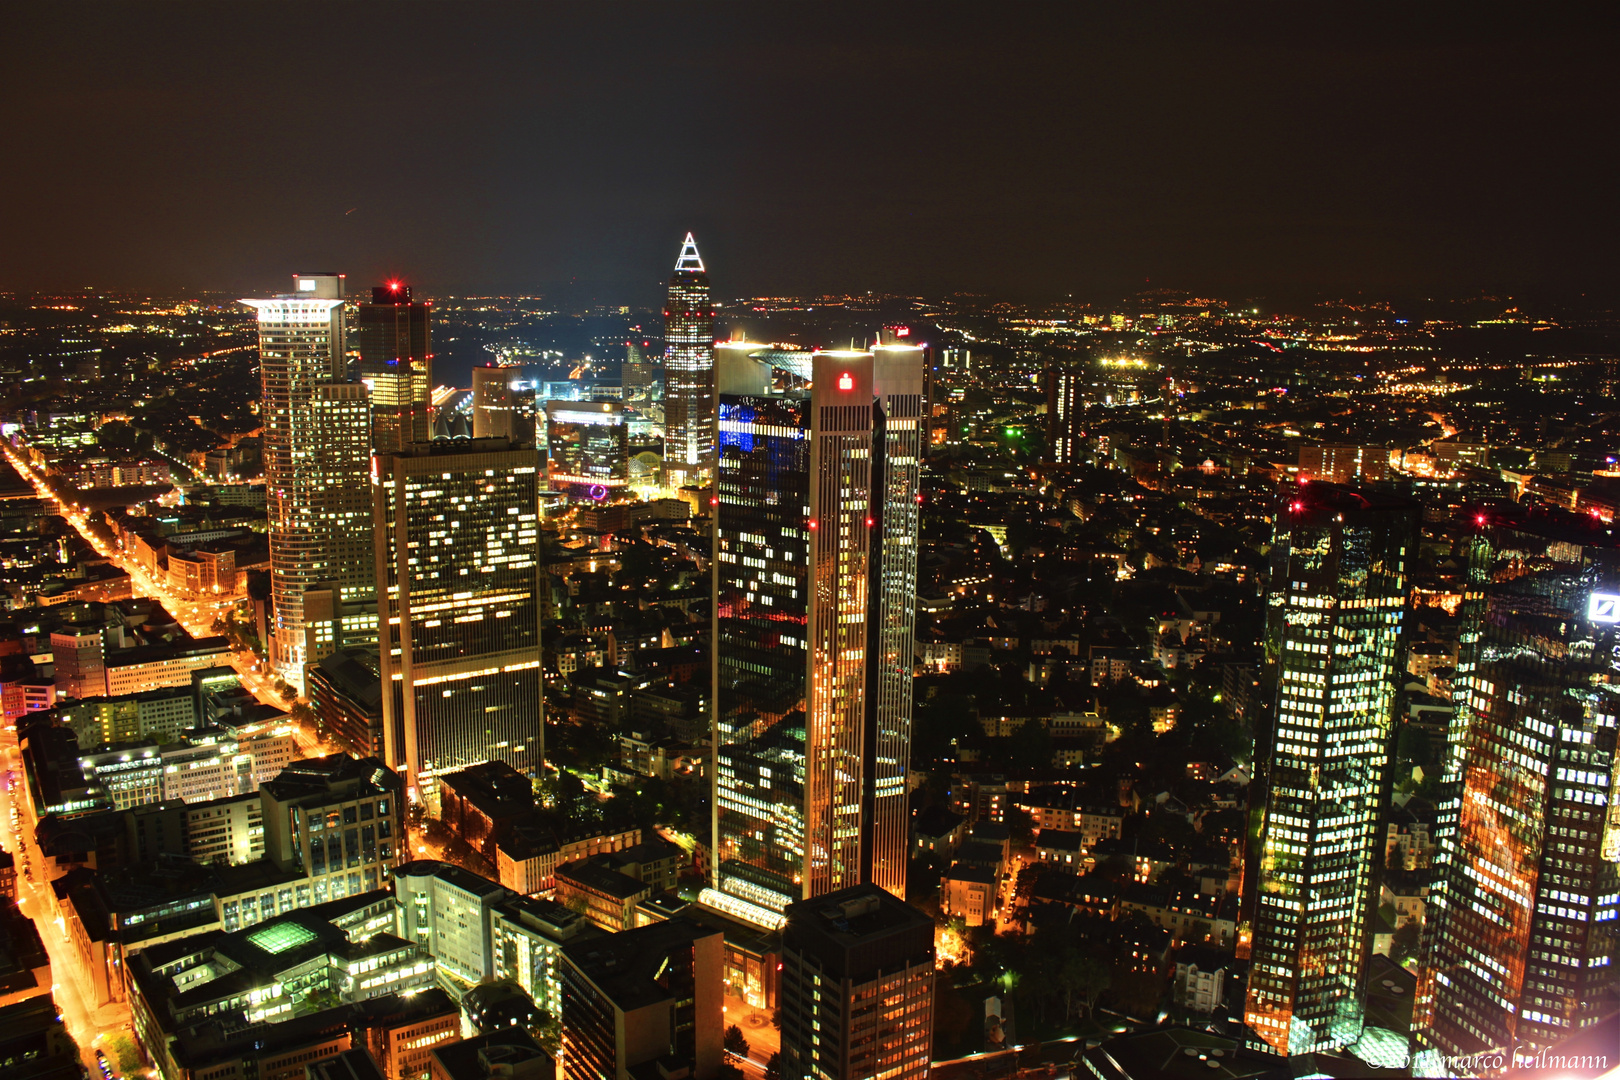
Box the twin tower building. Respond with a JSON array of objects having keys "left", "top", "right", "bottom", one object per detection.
[{"left": 243, "top": 237, "right": 926, "bottom": 920}]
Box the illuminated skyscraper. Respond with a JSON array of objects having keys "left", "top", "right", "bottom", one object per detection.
[
  {"left": 373, "top": 437, "right": 543, "bottom": 812},
  {"left": 357, "top": 282, "right": 432, "bottom": 453},
  {"left": 1413, "top": 509, "right": 1620, "bottom": 1073},
  {"left": 662, "top": 233, "right": 714, "bottom": 490},
  {"left": 243, "top": 274, "right": 374, "bottom": 687},
  {"left": 705, "top": 345, "right": 924, "bottom": 928},
  {"left": 1244, "top": 484, "right": 1417, "bottom": 1056}
]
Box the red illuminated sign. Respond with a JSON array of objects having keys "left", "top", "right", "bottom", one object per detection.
[{"left": 838, "top": 372, "right": 853, "bottom": 390}]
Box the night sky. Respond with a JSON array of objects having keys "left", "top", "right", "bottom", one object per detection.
[{"left": 4, "top": 4, "right": 1618, "bottom": 306}]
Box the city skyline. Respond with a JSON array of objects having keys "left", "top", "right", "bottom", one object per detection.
[{"left": 3, "top": 8, "right": 1620, "bottom": 1080}]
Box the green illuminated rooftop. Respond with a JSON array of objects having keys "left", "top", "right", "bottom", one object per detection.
[{"left": 246, "top": 922, "right": 317, "bottom": 955}]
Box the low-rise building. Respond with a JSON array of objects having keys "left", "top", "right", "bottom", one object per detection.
[
  {"left": 439, "top": 761, "right": 537, "bottom": 862},
  {"left": 103, "top": 637, "right": 233, "bottom": 697},
  {"left": 365, "top": 987, "right": 460, "bottom": 1080},
  {"left": 1034, "top": 829, "right": 1085, "bottom": 872},
  {"left": 0, "top": 902, "right": 52, "bottom": 1008},
  {"left": 1171, "top": 945, "right": 1235, "bottom": 1014},
  {"left": 912, "top": 804, "right": 967, "bottom": 859},
  {"left": 128, "top": 906, "right": 432, "bottom": 1080},
  {"left": 430, "top": 1029, "right": 552, "bottom": 1080},
  {"left": 1118, "top": 885, "right": 1236, "bottom": 947},
  {"left": 184, "top": 791, "right": 264, "bottom": 866},
  {"left": 308, "top": 649, "right": 384, "bottom": 760},
  {"left": 940, "top": 863, "right": 997, "bottom": 927},
  {"left": 261, "top": 756, "right": 403, "bottom": 905},
  {"left": 554, "top": 860, "right": 652, "bottom": 933},
  {"left": 495, "top": 825, "right": 641, "bottom": 897}
]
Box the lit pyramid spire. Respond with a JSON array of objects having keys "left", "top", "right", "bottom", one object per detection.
[{"left": 674, "top": 232, "right": 706, "bottom": 273}]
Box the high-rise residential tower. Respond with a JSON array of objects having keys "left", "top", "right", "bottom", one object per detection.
[
  {"left": 662, "top": 233, "right": 714, "bottom": 490},
  {"left": 1413, "top": 508, "right": 1620, "bottom": 1074},
  {"left": 1244, "top": 483, "right": 1417, "bottom": 1056},
  {"left": 373, "top": 437, "right": 543, "bottom": 812},
  {"left": 357, "top": 282, "right": 433, "bottom": 453},
  {"left": 705, "top": 345, "right": 924, "bottom": 928},
  {"left": 1045, "top": 367, "right": 1086, "bottom": 465},
  {"left": 243, "top": 274, "right": 374, "bottom": 687}
]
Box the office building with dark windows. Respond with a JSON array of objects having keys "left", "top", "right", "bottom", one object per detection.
[
  {"left": 357, "top": 282, "right": 433, "bottom": 454},
  {"left": 779, "top": 885, "right": 934, "bottom": 1080},
  {"left": 243, "top": 273, "right": 374, "bottom": 689},
  {"left": 621, "top": 338, "right": 661, "bottom": 410},
  {"left": 661, "top": 233, "right": 714, "bottom": 490},
  {"left": 1243, "top": 483, "right": 1418, "bottom": 1056},
  {"left": 1413, "top": 508, "right": 1620, "bottom": 1074},
  {"left": 373, "top": 437, "right": 543, "bottom": 812},
  {"left": 706, "top": 344, "right": 923, "bottom": 928},
  {"left": 545, "top": 399, "right": 628, "bottom": 502},
  {"left": 560, "top": 917, "right": 723, "bottom": 1080}
]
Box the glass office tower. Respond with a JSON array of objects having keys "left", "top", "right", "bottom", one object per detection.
[
  {"left": 662, "top": 233, "right": 714, "bottom": 490},
  {"left": 472, "top": 365, "right": 517, "bottom": 440},
  {"left": 545, "top": 400, "right": 628, "bottom": 502},
  {"left": 243, "top": 273, "right": 374, "bottom": 688},
  {"left": 706, "top": 347, "right": 924, "bottom": 928},
  {"left": 1244, "top": 484, "right": 1418, "bottom": 1056},
  {"left": 356, "top": 283, "right": 432, "bottom": 453},
  {"left": 1413, "top": 509, "right": 1620, "bottom": 1074},
  {"left": 373, "top": 437, "right": 543, "bottom": 813}
]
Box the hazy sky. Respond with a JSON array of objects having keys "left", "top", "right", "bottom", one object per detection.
[{"left": 4, "top": 4, "right": 1617, "bottom": 306}]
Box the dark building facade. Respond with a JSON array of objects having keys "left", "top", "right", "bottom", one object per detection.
[
  {"left": 560, "top": 917, "right": 723, "bottom": 1080},
  {"left": 308, "top": 647, "right": 384, "bottom": 758},
  {"left": 357, "top": 283, "right": 433, "bottom": 454}
]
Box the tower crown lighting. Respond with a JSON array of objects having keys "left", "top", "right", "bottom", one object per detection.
[{"left": 674, "top": 231, "right": 706, "bottom": 273}]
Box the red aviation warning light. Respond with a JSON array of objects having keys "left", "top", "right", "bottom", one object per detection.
[{"left": 838, "top": 371, "right": 854, "bottom": 390}]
